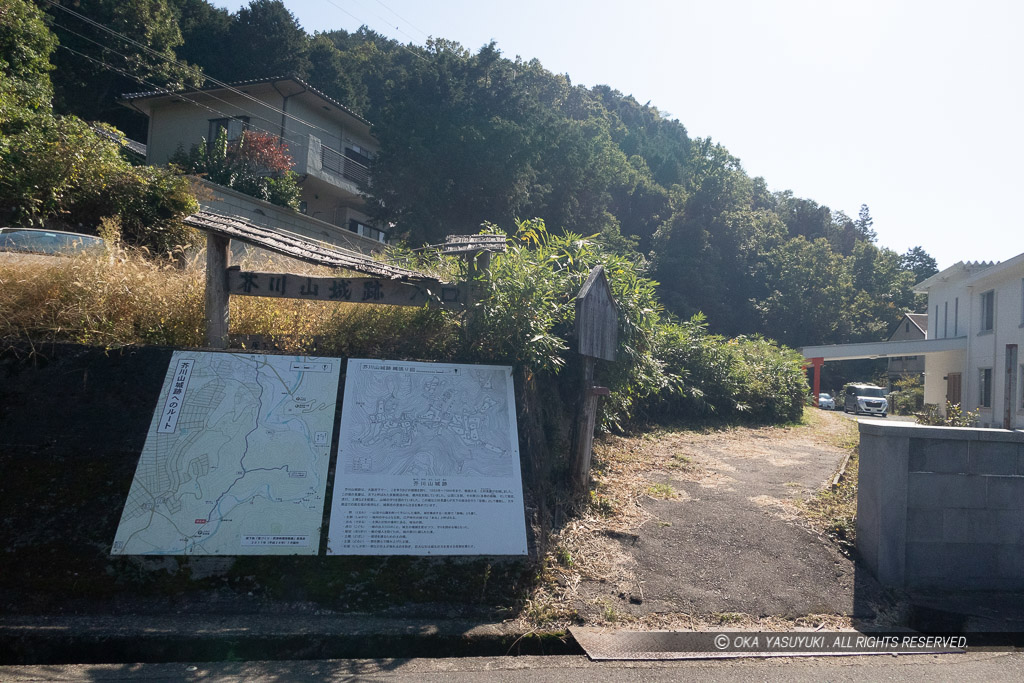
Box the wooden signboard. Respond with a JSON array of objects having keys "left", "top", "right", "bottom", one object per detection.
[
  {"left": 442, "top": 234, "right": 508, "bottom": 255},
  {"left": 572, "top": 265, "right": 619, "bottom": 494},
  {"left": 576, "top": 265, "right": 618, "bottom": 362}
]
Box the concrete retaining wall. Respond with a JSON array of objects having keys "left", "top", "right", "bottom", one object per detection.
[
  {"left": 192, "top": 178, "right": 384, "bottom": 255},
  {"left": 857, "top": 420, "right": 1024, "bottom": 590}
]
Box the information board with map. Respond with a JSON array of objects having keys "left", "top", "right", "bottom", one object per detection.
[
  {"left": 327, "top": 359, "right": 528, "bottom": 555},
  {"left": 111, "top": 351, "right": 340, "bottom": 555}
]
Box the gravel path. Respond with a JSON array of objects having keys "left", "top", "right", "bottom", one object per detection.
[{"left": 566, "top": 413, "right": 883, "bottom": 625}]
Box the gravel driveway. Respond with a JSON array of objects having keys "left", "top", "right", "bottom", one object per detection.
[{"left": 564, "top": 413, "right": 884, "bottom": 626}]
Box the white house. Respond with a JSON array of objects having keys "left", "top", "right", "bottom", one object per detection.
[
  {"left": 802, "top": 253, "right": 1024, "bottom": 429},
  {"left": 121, "top": 77, "right": 386, "bottom": 253}
]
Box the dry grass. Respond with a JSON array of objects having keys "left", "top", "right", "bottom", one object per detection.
[
  {"left": 796, "top": 415, "right": 861, "bottom": 553},
  {"left": 0, "top": 245, "right": 459, "bottom": 356},
  {"left": 0, "top": 247, "right": 205, "bottom": 348}
]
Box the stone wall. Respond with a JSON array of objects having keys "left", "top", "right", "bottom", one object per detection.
[{"left": 857, "top": 420, "right": 1024, "bottom": 590}]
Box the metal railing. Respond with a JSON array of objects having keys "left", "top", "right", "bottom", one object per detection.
[{"left": 321, "top": 144, "right": 369, "bottom": 188}]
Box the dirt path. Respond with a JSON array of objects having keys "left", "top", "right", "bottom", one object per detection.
[{"left": 542, "top": 411, "right": 883, "bottom": 629}]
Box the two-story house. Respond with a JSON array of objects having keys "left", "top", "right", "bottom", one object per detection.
[
  {"left": 121, "top": 77, "right": 386, "bottom": 253},
  {"left": 802, "top": 253, "right": 1024, "bottom": 429},
  {"left": 913, "top": 255, "right": 1024, "bottom": 428}
]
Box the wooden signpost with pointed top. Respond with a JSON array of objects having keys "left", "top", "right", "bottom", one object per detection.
[{"left": 572, "top": 265, "right": 619, "bottom": 495}]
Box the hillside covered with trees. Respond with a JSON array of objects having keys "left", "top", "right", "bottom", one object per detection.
[{"left": 31, "top": 0, "right": 939, "bottom": 348}]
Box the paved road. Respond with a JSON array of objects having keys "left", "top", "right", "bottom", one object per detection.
[
  {"left": 828, "top": 408, "right": 916, "bottom": 423},
  {"left": 4, "top": 652, "right": 1023, "bottom": 682}
]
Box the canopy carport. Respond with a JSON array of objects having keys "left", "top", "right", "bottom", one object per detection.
[{"left": 799, "top": 337, "right": 967, "bottom": 403}]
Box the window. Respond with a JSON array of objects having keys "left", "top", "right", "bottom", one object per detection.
[
  {"left": 943, "top": 301, "right": 948, "bottom": 338},
  {"left": 348, "top": 219, "right": 386, "bottom": 244},
  {"left": 208, "top": 117, "right": 249, "bottom": 143},
  {"left": 1020, "top": 364, "right": 1024, "bottom": 410},
  {"left": 980, "top": 290, "right": 995, "bottom": 332},
  {"left": 954, "top": 297, "right": 959, "bottom": 336},
  {"left": 1021, "top": 279, "right": 1024, "bottom": 325},
  {"left": 979, "top": 368, "right": 993, "bottom": 408},
  {"left": 935, "top": 305, "right": 939, "bottom": 335},
  {"left": 905, "top": 322, "right": 910, "bottom": 333}
]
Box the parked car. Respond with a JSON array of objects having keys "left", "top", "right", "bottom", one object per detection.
[
  {"left": 0, "top": 227, "right": 105, "bottom": 255},
  {"left": 818, "top": 392, "right": 836, "bottom": 410},
  {"left": 842, "top": 383, "right": 888, "bottom": 417}
]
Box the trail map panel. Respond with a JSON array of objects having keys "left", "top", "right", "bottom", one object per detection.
[
  {"left": 328, "top": 359, "right": 527, "bottom": 556},
  {"left": 112, "top": 351, "right": 340, "bottom": 555}
]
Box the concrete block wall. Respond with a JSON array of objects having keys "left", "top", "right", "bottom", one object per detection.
[
  {"left": 193, "top": 179, "right": 383, "bottom": 255},
  {"left": 857, "top": 420, "right": 1024, "bottom": 590}
]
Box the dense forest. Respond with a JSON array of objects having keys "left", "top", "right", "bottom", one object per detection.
[{"left": 30, "top": 0, "right": 939, "bottom": 348}]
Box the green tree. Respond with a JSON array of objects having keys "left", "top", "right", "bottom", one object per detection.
[
  {"left": 855, "top": 203, "right": 876, "bottom": 242},
  {"left": 900, "top": 246, "right": 939, "bottom": 283},
  {"left": 651, "top": 139, "right": 784, "bottom": 335},
  {"left": 45, "top": 0, "right": 201, "bottom": 137},
  {"left": 0, "top": 115, "right": 197, "bottom": 251},
  {"left": 753, "top": 236, "right": 854, "bottom": 346},
  {"left": 166, "top": 0, "right": 231, "bottom": 78},
  {"left": 0, "top": 0, "right": 56, "bottom": 130},
  {"left": 222, "top": 0, "right": 311, "bottom": 81},
  {"left": 307, "top": 33, "right": 368, "bottom": 115}
]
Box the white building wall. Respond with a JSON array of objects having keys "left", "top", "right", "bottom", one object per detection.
[
  {"left": 928, "top": 258, "right": 1024, "bottom": 428},
  {"left": 926, "top": 279, "right": 970, "bottom": 340},
  {"left": 921, "top": 349, "right": 965, "bottom": 408}
]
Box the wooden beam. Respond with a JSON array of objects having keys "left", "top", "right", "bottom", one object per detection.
[
  {"left": 226, "top": 269, "right": 463, "bottom": 309},
  {"left": 204, "top": 233, "right": 230, "bottom": 348}
]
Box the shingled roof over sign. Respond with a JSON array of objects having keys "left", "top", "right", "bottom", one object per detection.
[{"left": 184, "top": 210, "right": 428, "bottom": 280}]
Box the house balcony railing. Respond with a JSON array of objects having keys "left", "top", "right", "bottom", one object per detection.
[{"left": 321, "top": 144, "right": 369, "bottom": 189}]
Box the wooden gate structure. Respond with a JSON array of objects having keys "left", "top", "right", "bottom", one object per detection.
[
  {"left": 185, "top": 210, "right": 618, "bottom": 490},
  {"left": 183, "top": 211, "right": 504, "bottom": 348}
]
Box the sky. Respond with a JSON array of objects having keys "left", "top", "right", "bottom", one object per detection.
[{"left": 217, "top": 0, "right": 1024, "bottom": 269}]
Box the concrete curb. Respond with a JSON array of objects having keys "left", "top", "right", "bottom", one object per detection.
[{"left": 0, "top": 615, "right": 581, "bottom": 665}]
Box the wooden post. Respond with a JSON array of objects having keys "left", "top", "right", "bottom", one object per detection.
[
  {"left": 573, "top": 357, "right": 602, "bottom": 493},
  {"left": 205, "top": 232, "right": 230, "bottom": 349},
  {"left": 572, "top": 266, "right": 618, "bottom": 495},
  {"left": 1005, "top": 344, "right": 1018, "bottom": 430},
  {"left": 810, "top": 357, "right": 824, "bottom": 401}
]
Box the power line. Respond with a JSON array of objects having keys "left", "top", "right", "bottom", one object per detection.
[
  {"left": 50, "top": 21, "right": 315, "bottom": 152},
  {"left": 372, "top": 0, "right": 431, "bottom": 41},
  {"left": 344, "top": 0, "right": 428, "bottom": 45},
  {"left": 43, "top": 0, "right": 349, "bottom": 141},
  {"left": 55, "top": 42, "right": 322, "bottom": 156}
]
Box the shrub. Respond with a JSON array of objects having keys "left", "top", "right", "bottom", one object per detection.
[
  {"left": 889, "top": 373, "right": 924, "bottom": 415},
  {"left": 916, "top": 402, "right": 979, "bottom": 427},
  {"left": 729, "top": 335, "right": 807, "bottom": 423},
  {"left": 171, "top": 128, "right": 301, "bottom": 210},
  {"left": 640, "top": 316, "right": 807, "bottom": 424},
  {"left": 0, "top": 115, "right": 199, "bottom": 252},
  {"left": 468, "top": 220, "right": 669, "bottom": 429}
]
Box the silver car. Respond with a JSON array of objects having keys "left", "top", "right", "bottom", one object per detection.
[
  {"left": 0, "top": 227, "right": 106, "bottom": 264},
  {"left": 842, "top": 383, "right": 888, "bottom": 417}
]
